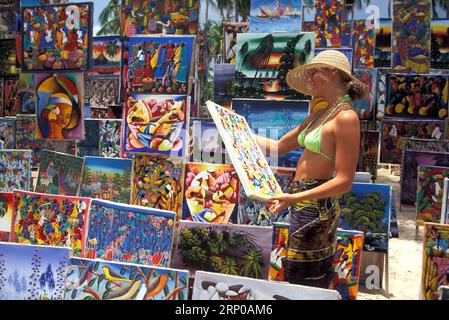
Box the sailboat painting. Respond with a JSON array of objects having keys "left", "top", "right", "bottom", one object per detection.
[{"left": 249, "top": 0, "right": 302, "bottom": 33}]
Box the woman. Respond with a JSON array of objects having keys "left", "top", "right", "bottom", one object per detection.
[{"left": 256, "top": 50, "right": 368, "bottom": 289}]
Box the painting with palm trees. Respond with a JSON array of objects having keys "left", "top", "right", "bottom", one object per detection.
[
  {"left": 173, "top": 221, "right": 272, "bottom": 279},
  {"left": 122, "top": 0, "right": 199, "bottom": 36},
  {"left": 91, "top": 36, "right": 121, "bottom": 76},
  {"left": 0, "top": 192, "right": 13, "bottom": 241},
  {"left": 192, "top": 270, "right": 341, "bottom": 300},
  {"left": 235, "top": 32, "right": 314, "bottom": 100},
  {"left": 249, "top": 0, "right": 302, "bottom": 33},
  {"left": 401, "top": 150, "right": 449, "bottom": 205},
  {"left": 65, "top": 257, "right": 189, "bottom": 300},
  {"left": 314, "top": 0, "right": 343, "bottom": 47},
  {"left": 431, "top": 19, "right": 449, "bottom": 69},
  {"left": 392, "top": 0, "right": 431, "bottom": 73}
]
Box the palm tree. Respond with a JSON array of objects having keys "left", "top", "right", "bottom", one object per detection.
[
  {"left": 239, "top": 248, "right": 264, "bottom": 279},
  {"left": 218, "top": 257, "right": 239, "bottom": 275},
  {"left": 106, "top": 40, "right": 119, "bottom": 60},
  {"left": 235, "top": 0, "right": 250, "bottom": 21},
  {"left": 238, "top": 41, "right": 249, "bottom": 72},
  {"left": 97, "top": 0, "right": 122, "bottom": 36},
  {"left": 251, "top": 34, "right": 275, "bottom": 86},
  {"left": 211, "top": 0, "right": 235, "bottom": 21}
]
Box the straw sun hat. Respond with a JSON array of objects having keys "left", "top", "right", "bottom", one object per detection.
[{"left": 286, "top": 49, "right": 369, "bottom": 96}]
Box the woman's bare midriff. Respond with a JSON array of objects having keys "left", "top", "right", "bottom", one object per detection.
[{"left": 294, "top": 149, "right": 335, "bottom": 181}]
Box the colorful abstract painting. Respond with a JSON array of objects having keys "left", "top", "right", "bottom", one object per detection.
[
  {"left": 422, "top": 223, "right": 449, "bottom": 300},
  {"left": 99, "top": 119, "right": 122, "bottom": 158},
  {"left": 223, "top": 22, "right": 249, "bottom": 64},
  {"left": 207, "top": 101, "right": 283, "bottom": 201},
  {"left": 0, "top": 243, "right": 70, "bottom": 300},
  {"left": 0, "top": 39, "right": 18, "bottom": 77},
  {"left": 122, "top": 0, "right": 199, "bottom": 37},
  {"left": 269, "top": 222, "right": 289, "bottom": 282},
  {"left": 88, "top": 76, "right": 119, "bottom": 108},
  {"left": 232, "top": 98, "right": 309, "bottom": 168},
  {"left": 22, "top": 2, "right": 92, "bottom": 72},
  {"left": 35, "top": 149, "right": 84, "bottom": 197},
  {"left": 126, "top": 36, "right": 195, "bottom": 96},
  {"left": 35, "top": 73, "right": 85, "bottom": 140},
  {"left": 0, "top": 117, "right": 16, "bottom": 149},
  {"left": 76, "top": 119, "right": 100, "bottom": 157},
  {"left": 314, "top": 0, "right": 343, "bottom": 47},
  {"left": 358, "top": 130, "right": 379, "bottom": 182},
  {"left": 131, "top": 154, "right": 184, "bottom": 216},
  {"left": 18, "top": 73, "right": 36, "bottom": 114},
  {"left": 339, "top": 183, "right": 391, "bottom": 253},
  {"left": 0, "top": 192, "right": 13, "bottom": 241},
  {"left": 192, "top": 270, "right": 340, "bottom": 300},
  {"left": 249, "top": 0, "right": 302, "bottom": 33},
  {"left": 351, "top": 19, "right": 375, "bottom": 69},
  {"left": 213, "top": 63, "right": 236, "bottom": 109},
  {"left": 91, "top": 36, "right": 121, "bottom": 75},
  {"left": 431, "top": 19, "right": 449, "bottom": 69},
  {"left": 380, "top": 120, "right": 445, "bottom": 164},
  {"left": 416, "top": 165, "right": 449, "bottom": 225},
  {"left": 123, "top": 94, "right": 189, "bottom": 157},
  {"left": 80, "top": 157, "right": 132, "bottom": 204},
  {"left": 85, "top": 199, "right": 176, "bottom": 267},
  {"left": 2, "top": 78, "right": 19, "bottom": 116},
  {"left": 401, "top": 150, "right": 449, "bottom": 205},
  {"left": 385, "top": 73, "right": 449, "bottom": 119},
  {"left": 315, "top": 47, "right": 353, "bottom": 70},
  {"left": 65, "top": 258, "right": 189, "bottom": 300},
  {"left": 352, "top": 68, "right": 377, "bottom": 120},
  {"left": 238, "top": 167, "right": 295, "bottom": 226},
  {"left": 173, "top": 221, "right": 272, "bottom": 279},
  {"left": 392, "top": 0, "right": 431, "bottom": 73},
  {"left": 375, "top": 19, "right": 392, "bottom": 68},
  {"left": 235, "top": 32, "right": 314, "bottom": 100},
  {"left": 182, "top": 162, "right": 239, "bottom": 224},
  {"left": 341, "top": 21, "right": 351, "bottom": 47},
  {"left": 0, "top": 150, "right": 32, "bottom": 192},
  {"left": 11, "top": 190, "right": 91, "bottom": 256},
  {"left": 332, "top": 229, "right": 364, "bottom": 300}
]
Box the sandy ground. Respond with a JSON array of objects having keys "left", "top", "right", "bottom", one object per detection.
[{"left": 358, "top": 168, "right": 423, "bottom": 300}]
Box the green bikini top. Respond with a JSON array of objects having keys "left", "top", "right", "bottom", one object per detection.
[{"left": 298, "top": 96, "right": 351, "bottom": 162}]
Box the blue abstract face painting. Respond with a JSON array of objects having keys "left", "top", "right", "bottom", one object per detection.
[
  {"left": 85, "top": 199, "right": 176, "bottom": 267},
  {"left": 232, "top": 99, "right": 309, "bottom": 168},
  {"left": 0, "top": 243, "right": 70, "bottom": 300}
]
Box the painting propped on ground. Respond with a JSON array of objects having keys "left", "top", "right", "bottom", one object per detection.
[
  {"left": 249, "top": 0, "right": 302, "bottom": 33},
  {"left": 0, "top": 192, "right": 13, "bottom": 241},
  {"left": 0, "top": 150, "right": 32, "bottom": 192}
]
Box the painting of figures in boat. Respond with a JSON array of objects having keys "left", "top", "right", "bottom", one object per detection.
[{"left": 249, "top": 0, "right": 302, "bottom": 33}]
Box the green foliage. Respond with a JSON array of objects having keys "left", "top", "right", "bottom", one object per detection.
[{"left": 239, "top": 248, "right": 264, "bottom": 278}]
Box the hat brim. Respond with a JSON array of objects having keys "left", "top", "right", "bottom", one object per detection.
[{"left": 286, "top": 62, "right": 369, "bottom": 97}]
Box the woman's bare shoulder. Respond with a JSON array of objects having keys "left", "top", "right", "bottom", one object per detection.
[{"left": 335, "top": 107, "right": 360, "bottom": 129}]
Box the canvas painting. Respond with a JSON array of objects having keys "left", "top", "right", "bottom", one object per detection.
[
  {"left": 35, "top": 73, "right": 85, "bottom": 140},
  {"left": 88, "top": 76, "right": 119, "bottom": 108},
  {"left": 89, "top": 105, "right": 123, "bottom": 120},
  {"left": 332, "top": 229, "right": 364, "bottom": 300},
  {"left": 431, "top": 19, "right": 449, "bottom": 69},
  {"left": 0, "top": 150, "right": 32, "bottom": 192},
  {"left": 235, "top": 32, "right": 314, "bottom": 100},
  {"left": 18, "top": 73, "right": 36, "bottom": 114},
  {"left": 375, "top": 68, "right": 390, "bottom": 120},
  {"left": 91, "top": 36, "right": 121, "bottom": 75},
  {"left": 442, "top": 178, "right": 449, "bottom": 224},
  {"left": 35, "top": 149, "right": 84, "bottom": 197},
  {"left": 22, "top": 2, "right": 92, "bottom": 72},
  {"left": 223, "top": 22, "right": 249, "bottom": 64},
  {"left": 80, "top": 157, "right": 132, "bottom": 204},
  {"left": 339, "top": 183, "right": 391, "bottom": 253},
  {"left": 416, "top": 165, "right": 449, "bottom": 225},
  {"left": 315, "top": 47, "right": 353, "bottom": 70},
  {"left": 0, "top": 39, "right": 18, "bottom": 77},
  {"left": 182, "top": 162, "right": 239, "bottom": 224},
  {"left": 358, "top": 130, "right": 379, "bottom": 182},
  {"left": 189, "top": 120, "right": 230, "bottom": 165},
  {"left": 232, "top": 98, "right": 309, "bottom": 168},
  {"left": 392, "top": 0, "right": 431, "bottom": 73},
  {"left": 269, "top": 222, "right": 289, "bottom": 282},
  {"left": 126, "top": 35, "right": 195, "bottom": 96},
  {"left": 0, "top": 1, "right": 19, "bottom": 39},
  {"left": 0, "top": 117, "right": 16, "bottom": 149},
  {"left": 401, "top": 150, "right": 449, "bottom": 205},
  {"left": 192, "top": 270, "right": 340, "bottom": 300},
  {"left": 422, "top": 223, "right": 449, "bottom": 300},
  {"left": 238, "top": 167, "right": 295, "bottom": 226},
  {"left": 99, "top": 119, "right": 122, "bottom": 158},
  {"left": 352, "top": 68, "right": 376, "bottom": 120},
  {"left": 249, "top": 0, "right": 302, "bottom": 33},
  {"left": 403, "top": 138, "right": 449, "bottom": 154},
  {"left": 351, "top": 19, "right": 375, "bottom": 69},
  {"left": 122, "top": 0, "right": 199, "bottom": 37},
  {"left": 2, "top": 78, "right": 19, "bottom": 116},
  {"left": 385, "top": 73, "right": 449, "bottom": 119},
  {"left": 375, "top": 19, "right": 392, "bottom": 68},
  {"left": 123, "top": 94, "right": 189, "bottom": 157},
  {"left": 11, "top": 189, "right": 91, "bottom": 257},
  {"left": 173, "top": 221, "right": 272, "bottom": 280},
  {"left": 341, "top": 21, "right": 351, "bottom": 47},
  {"left": 380, "top": 120, "right": 445, "bottom": 164},
  {"left": 314, "top": 0, "right": 343, "bottom": 47},
  {"left": 213, "top": 64, "right": 236, "bottom": 109},
  {"left": 131, "top": 154, "right": 184, "bottom": 217},
  {"left": 207, "top": 101, "right": 283, "bottom": 201},
  {"left": 76, "top": 119, "right": 100, "bottom": 157},
  {"left": 0, "top": 192, "right": 13, "bottom": 241},
  {"left": 85, "top": 199, "right": 176, "bottom": 267},
  {"left": 65, "top": 257, "right": 189, "bottom": 300},
  {"left": 0, "top": 243, "right": 70, "bottom": 300}
]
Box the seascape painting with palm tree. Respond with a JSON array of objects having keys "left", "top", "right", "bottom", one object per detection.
[
  {"left": 91, "top": 37, "right": 121, "bottom": 75},
  {"left": 235, "top": 32, "right": 314, "bottom": 100}
]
